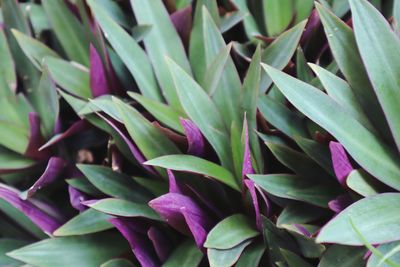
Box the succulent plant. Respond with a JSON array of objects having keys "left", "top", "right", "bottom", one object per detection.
[{"left": 0, "top": 0, "right": 399, "bottom": 266}]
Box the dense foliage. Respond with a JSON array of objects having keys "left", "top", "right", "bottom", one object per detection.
[{"left": 0, "top": 0, "right": 399, "bottom": 266}]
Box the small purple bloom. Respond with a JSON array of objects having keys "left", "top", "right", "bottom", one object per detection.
[
  {"left": 90, "top": 44, "right": 110, "bottom": 97},
  {"left": 329, "top": 141, "right": 354, "bottom": 186},
  {"left": 180, "top": 118, "right": 205, "bottom": 157},
  {"left": 68, "top": 185, "right": 89, "bottom": 212},
  {"left": 328, "top": 194, "right": 353, "bottom": 213},
  {"left": 147, "top": 226, "right": 171, "bottom": 262}
]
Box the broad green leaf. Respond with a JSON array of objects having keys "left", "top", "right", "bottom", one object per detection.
[
  {"left": 201, "top": 43, "right": 232, "bottom": 95},
  {"left": 66, "top": 178, "right": 102, "bottom": 196},
  {"left": 367, "top": 241, "right": 400, "bottom": 267},
  {"left": 394, "top": 0, "right": 400, "bottom": 32},
  {"left": 263, "top": 0, "right": 293, "bottom": 36},
  {"left": 77, "top": 164, "right": 151, "bottom": 203},
  {"left": 80, "top": 96, "right": 122, "bottom": 122},
  {"left": 0, "top": 29, "right": 16, "bottom": 91},
  {"left": 249, "top": 174, "right": 340, "bottom": 208},
  {"left": 317, "top": 193, "right": 400, "bottom": 245},
  {"left": 280, "top": 249, "right": 313, "bottom": 267},
  {"left": 96, "top": 0, "right": 132, "bottom": 29},
  {"left": 231, "top": 0, "right": 261, "bottom": 38},
  {"left": 130, "top": 0, "right": 192, "bottom": 109},
  {"left": 284, "top": 226, "right": 325, "bottom": 258},
  {"left": 86, "top": 198, "right": 161, "bottom": 221},
  {"left": 31, "top": 69, "right": 59, "bottom": 139},
  {"left": 332, "top": 0, "right": 350, "bottom": 17},
  {"left": 145, "top": 154, "right": 240, "bottom": 191},
  {"left": 53, "top": 209, "right": 113, "bottom": 236},
  {"left": 309, "top": 63, "right": 374, "bottom": 133},
  {"left": 22, "top": 3, "right": 50, "bottom": 36},
  {"left": 42, "top": 0, "right": 88, "bottom": 65},
  {"left": 45, "top": 57, "right": 91, "bottom": 99},
  {"left": 87, "top": 0, "right": 162, "bottom": 102},
  {"left": 7, "top": 233, "right": 128, "bottom": 267},
  {"left": 262, "top": 64, "right": 400, "bottom": 191},
  {"left": 231, "top": 121, "right": 245, "bottom": 180},
  {"left": 295, "top": 0, "right": 314, "bottom": 23},
  {"left": 11, "top": 29, "right": 59, "bottom": 69},
  {"left": 295, "top": 136, "right": 334, "bottom": 176},
  {"left": 236, "top": 242, "right": 265, "bottom": 267},
  {"left": 208, "top": 240, "right": 252, "bottom": 267},
  {"left": 190, "top": 0, "right": 220, "bottom": 81},
  {"left": 163, "top": 240, "right": 203, "bottom": 267},
  {"left": 319, "top": 245, "right": 366, "bottom": 267},
  {"left": 202, "top": 7, "right": 242, "bottom": 128},
  {"left": 350, "top": 0, "right": 400, "bottom": 150},
  {"left": 2, "top": 0, "right": 40, "bottom": 91},
  {"left": 113, "top": 97, "right": 181, "bottom": 176},
  {"left": 346, "top": 169, "right": 381, "bottom": 197},
  {"left": 258, "top": 95, "right": 308, "bottom": 139},
  {"left": 296, "top": 48, "right": 313, "bottom": 83},
  {"left": 260, "top": 21, "right": 306, "bottom": 92},
  {"left": 131, "top": 24, "right": 152, "bottom": 42},
  {"left": 205, "top": 214, "right": 259, "bottom": 249},
  {"left": 101, "top": 258, "right": 136, "bottom": 267},
  {"left": 132, "top": 177, "right": 167, "bottom": 197},
  {"left": 0, "top": 239, "right": 28, "bottom": 267},
  {"left": 266, "top": 142, "right": 332, "bottom": 179},
  {"left": 220, "top": 11, "right": 246, "bottom": 33},
  {"left": 316, "top": 3, "right": 391, "bottom": 140},
  {"left": 241, "top": 45, "right": 263, "bottom": 172},
  {"left": 277, "top": 202, "right": 327, "bottom": 226},
  {"left": 0, "top": 146, "right": 35, "bottom": 172},
  {"left": 128, "top": 92, "right": 184, "bottom": 134},
  {"left": 166, "top": 58, "right": 233, "bottom": 171}
]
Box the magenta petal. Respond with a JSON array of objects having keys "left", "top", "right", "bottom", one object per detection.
[
  {"left": 147, "top": 226, "right": 171, "bottom": 262},
  {"left": 97, "top": 113, "right": 157, "bottom": 175},
  {"left": 109, "top": 218, "right": 160, "bottom": 267},
  {"left": 180, "top": 118, "right": 205, "bottom": 157},
  {"left": 39, "top": 120, "right": 89, "bottom": 151},
  {"left": 293, "top": 224, "right": 312, "bottom": 237},
  {"left": 149, "top": 193, "right": 213, "bottom": 247},
  {"left": 68, "top": 186, "right": 88, "bottom": 212},
  {"left": 167, "top": 169, "right": 183, "bottom": 194},
  {"left": 328, "top": 194, "right": 353, "bottom": 213},
  {"left": 21, "top": 157, "right": 66, "bottom": 199},
  {"left": 90, "top": 44, "right": 109, "bottom": 97},
  {"left": 242, "top": 117, "right": 254, "bottom": 180},
  {"left": 254, "top": 183, "right": 271, "bottom": 217},
  {"left": 329, "top": 141, "right": 353, "bottom": 186},
  {"left": 170, "top": 6, "right": 192, "bottom": 48},
  {"left": 0, "top": 185, "right": 61, "bottom": 234},
  {"left": 25, "top": 112, "right": 50, "bottom": 160},
  {"left": 244, "top": 179, "right": 262, "bottom": 231}
]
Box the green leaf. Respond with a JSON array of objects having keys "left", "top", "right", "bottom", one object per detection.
[
  {"left": 280, "top": 249, "right": 313, "bottom": 267},
  {"left": 87, "top": 0, "right": 162, "bottom": 102},
  {"left": 220, "top": 11, "right": 246, "bottom": 33},
  {"left": 235, "top": 242, "right": 265, "bottom": 267},
  {"left": 295, "top": 136, "right": 334, "bottom": 176},
  {"left": 296, "top": 48, "right": 314, "bottom": 83},
  {"left": 128, "top": 92, "right": 184, "bottom": 134},
  {"left": 249, "top": 174, "right": 340, "bottom": 208},
  {"left": 130, "top": 0, "right": 192, "bottom": 109},
  {"left": 205, "top": 214, "right": 259, "bottom": 249},
  {"left": 231, "top": 0, "right": 261, "bottom": 38},
  {"left": 349, "top": 0, "right": 400, "bottom": 150},
  {"left": 0, "top": 239, "right": 28, "bottom": 267},
  {"left": 263, "top": 0, "right": 293, "bottom": 36},
  {"left": 45, "top": 57, "right": 91, "bottom": 99},
  {"left": 241, "top": 45, "right": 263, "bottom": 172},
  {"left": 367, "top": 241, "right": 400, "bottom": 267},
  {"left": 101, "top": 258, "right": 136, "bottom": 267},
  {"left": 77, "top": 164, "right": 151, "bottom": 203},
  {"left": 96, "top": 0, "right": 132, "bottom": 29},
  {"left": 86, "top": 198, "right": 161, "bottom": 221},
  {"left": 319, "top": 245, "right": 366, "bottom": 267},
  {"left": 145, "top": 155, "right": 240, "bottom": 191},
  {"left": 113, "top": 97, "right": 181, "bottom": 176},
  {"left": 346, "top": 169, "right": 381, "bottom": 197},
  {"left": 11, "top": 29, "right": 59, "bottom": 69},
  {"left": 295, "top": 0, "right": 314, "bottom": 23},
  {"left": 7, "top": 233, "right": 128, "bottom": 267},
  {"left": 42, "top": 0, "right": 88, "bottom": 65},
  {"left": 315, "top": 3, "right": 390, "bottom": 140},
  {"left": 317, "top": 193, "right": 400, "bottom": 245},
  {"left": 31, "top": 68, "right": 59, "bottom": 139},
  {"left": 258, "top": 95, "right": 308, "bottom": 139},
  {"left": 0, "top": 146, "right": 35, "bottom": 172},
  {"left": 201, "top": 43, "right": 232, "bottom": 95},
  {"left": 66, "top": 178, "right": 103, "bottom": 196},
  {"left": 208, "top": 240, "right": 252, "bottom": 267},
  {"left": 53, "top": 209, "right": 113, "bottom": 236},
  {"left": 277, "top": 202, "right": 327, "bottom": 226},
  {"left": 190, "top": 0, "right": 220, "bottom": 81},
  {"left": 0, "top": 28, "right": 16, "bottom": 91},
  {"left": 260, "top": 21, "right": 306, "bottom": 92},
  {"left": 166, "top": 58, "right": 233, "bottom": 171},
  {"left": 309, "top": 63, "right": 374, "bottom": 133},
  {"left": 163, "top": 240, "right": 203, "bottom": 267},
  {"left": 262, "top": 64, "right": 400, "bottom": 191}
]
